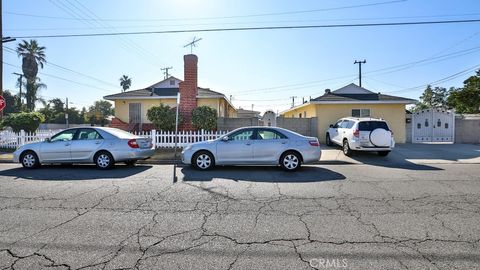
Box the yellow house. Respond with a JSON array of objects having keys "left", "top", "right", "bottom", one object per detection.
[
  {"left": 104, "top": 76, "right": 237, "bottom": 131},
  {"left": 281, "top": 83, "right": 416, "bottom": 143}
]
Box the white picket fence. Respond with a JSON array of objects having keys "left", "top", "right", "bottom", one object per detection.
[
  {"left": 0, "top": 129, "right": 227, "bottom": 149},
  {"left": 134, "top": 130, "right": 228, "bottom": 148}
]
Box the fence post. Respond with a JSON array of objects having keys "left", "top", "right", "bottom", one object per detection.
[
  {"left": 201, "top": 129, "right": 205, "bottom": 141},
  {"left": 151, "top": 129, "right": 156, "bottom": 148},
  {"left": 20, "top": 130, "right": 26, "bottom": 146}
]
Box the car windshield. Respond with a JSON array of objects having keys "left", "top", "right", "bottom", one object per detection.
[{"left": 358, "top": 121, "right": 390, "bottom": 131}]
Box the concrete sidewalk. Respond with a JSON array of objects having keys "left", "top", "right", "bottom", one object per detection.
[{"left": 1, "top": 143, "right": 479, "bottom": 165}]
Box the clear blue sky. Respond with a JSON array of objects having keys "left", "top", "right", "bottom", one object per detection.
[{"left": 3, "top": 0, "right": 480, "bottom": 113}]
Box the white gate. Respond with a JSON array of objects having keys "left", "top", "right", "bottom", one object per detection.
[{"left": 412, "top": 109, "right": 455, "bottom": 143}]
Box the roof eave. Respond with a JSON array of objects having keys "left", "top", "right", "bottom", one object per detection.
[
  {"left": 104, "top": 96, "right": 176, "bottom": 100},
  {"left": 310, "top": 100, "right": 417, "bottom": 104}
]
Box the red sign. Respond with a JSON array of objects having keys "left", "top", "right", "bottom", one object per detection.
[{"left": 0, "top": 95, "right": 5, "bottom": 111}]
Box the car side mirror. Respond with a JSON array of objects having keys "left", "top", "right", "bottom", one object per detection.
[
  {"left": 45, "top": 138, "right": 51, "bottom": 143},
  {"left": 329, "top": 124, "right": 334, "bottom": 128},
  {"left": 221, "top": 136, "right": 229, "bottom": 142}
]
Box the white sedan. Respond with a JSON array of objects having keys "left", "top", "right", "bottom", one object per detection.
[
  {"left": 13, "top": 127, "right": 155, "bottom": 169},
  {"left": 182, "top": 127, "right": 321, "bottom": 171}
]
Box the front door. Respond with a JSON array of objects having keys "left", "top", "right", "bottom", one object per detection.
[
  {"left": 40, "top": 129, "right": 77, "bottom": 162},
  {"left": 70, "top": 128, "right": 104, "bottom": 162},
  {"left": 129, "top": 103, "right": 141, "bottom": 124},
  {"left": 216, "top": 128, "right": 255, "bottom": 164}
]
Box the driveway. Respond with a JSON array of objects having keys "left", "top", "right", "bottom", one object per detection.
[
  {"left": 321, "top": 143, "right": 480, "bottom": 167},
  {"left": 0, "top": 161, "right": 479, "bottom": 269}
]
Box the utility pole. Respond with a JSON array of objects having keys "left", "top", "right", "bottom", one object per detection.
[
  {"left": 354, "top": 60, "right": 366, "bottom": 87},
  {"left": 251, "top": 104, "right": 254, "bottom": 111},
  {"left": 65, "top": 97, "right": 69, "bottom": 128},
  {"left": 13, "top": 73, "right": 24, "bottom": 105},
  {"left": 161, "top": 67, "right": 172, "bottom": 79},
  {"left": 290, "top": 96, "right": 298, "bottom": 108}
]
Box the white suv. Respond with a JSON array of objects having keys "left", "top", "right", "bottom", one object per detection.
[{"left": 326, "top": 117, "right": 395, "bottom": 156}]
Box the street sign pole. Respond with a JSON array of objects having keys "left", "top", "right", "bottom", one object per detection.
[{"left": 173, "top": 93, "right": 180, "bottom": 183}]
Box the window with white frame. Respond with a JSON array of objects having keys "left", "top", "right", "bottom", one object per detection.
[{"left": 352, "top": 109, "right": 371, "bottom": 117}]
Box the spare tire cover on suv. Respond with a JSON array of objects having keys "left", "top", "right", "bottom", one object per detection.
[{"left": 369, "top": 128, "right": 391, "bottom": 147}]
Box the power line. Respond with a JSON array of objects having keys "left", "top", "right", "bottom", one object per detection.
[
  {"left": 7, "top": 13, "right": 480, "bottom": 32},
  {"left": 3, "top": 62, "right": 115, "bottom": 93},
  {"left": 4, "top": 1, "right": 407, "bottom": 22},
  {"left": 386, "top": 64, "right": 480, "bottom": 94},
  {"left": 10, "top": 19, "right": 480, "bottom": 39},
  {"left": 3, "top": 46, "right": 118, "bottom": 88}
]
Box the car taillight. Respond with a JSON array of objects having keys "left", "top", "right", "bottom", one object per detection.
[
  {"left": 128, "top": 139, "right": 139, "bottom": 148},
  {"left": 309, "top": 140, "right": 320, "bottom": 147},
  {"left": 353, "top": 128, "right": 360, "bottom": 137}
]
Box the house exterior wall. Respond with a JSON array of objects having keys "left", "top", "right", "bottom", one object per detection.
[
  {"left": 114, "top": 99, "right": 177, "bottom": 123},
  {"left": 114, "top": 97, "right": 234, "bottom": 124},
  {"left": 282, "top": 104, "right": 317, "bottom": 118},
  {"left": 314, "top": 103, "right": 407, "bottom": 143}
]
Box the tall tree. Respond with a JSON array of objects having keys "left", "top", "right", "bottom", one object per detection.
[
  {"left": 1, "top": 90, "right": 22, "bottom": 115},
  {"left": 414, "top": 85, "right": 448, "bottom": 111},
  {"left": 16, "top": 40, "right": 46, "bottom": 80},
  {"left": 16, "top": 40, "right": 47, "bottom": 112},
  {"left": 87, "top": 100, "right": 114, "bottom": 125},
  {"left": 22, "top": 78, "right": 46, "bottom": 111},
  {"left": 447, "top": 71, "right": 480, "bottom": 113},
  {"left": 119, "top": 75, "right": 132, "bottom": 92}
]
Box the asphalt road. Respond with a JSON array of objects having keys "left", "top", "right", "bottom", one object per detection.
[{"left": 0, "top": 162, "right": 479, "bottom": 270}]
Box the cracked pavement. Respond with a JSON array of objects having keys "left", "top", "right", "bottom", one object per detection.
[{"left": 0, "top": 162, "right": 479, "bottom": 269}]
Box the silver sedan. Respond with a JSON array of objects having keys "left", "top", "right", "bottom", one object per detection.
[
  {"left": 13, "top": 127, "right": 155, "bottom": 169},
  {"left": 182, "top": 127, "right": 321, "bottom": 171}
]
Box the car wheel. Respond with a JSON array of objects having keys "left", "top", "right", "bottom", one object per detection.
[
  {"left": 125, "top": 160, "right": 137, "bottom": 167},
  {"left": 20, "top": 151, "right": 40, "bottom": 169},
  {"left": 342, "top": 139, "right": 352, "bottom": 156},
  {"left": 280, "top": 151, "right": 301, "bottom": 172},
  {"left": 192, "top": 151, "right": 215, "bottom": 170},
  {"left": 94, "top": 151, "right": 115, "bottom": 170},
  {"left": 378, "top": 151, "right": 390, "bottom": 157},
  {"left": 326, "top": 133, "right": 333, "bottom": 146}
]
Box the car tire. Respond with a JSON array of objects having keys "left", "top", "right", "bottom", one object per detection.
[
  {"left": 192, "top": 151, "right": 215, "bottom": 170},
  {"left": 20, "top": 151, "right": 40, "bottom": 169},
  {"left": 378, "top": 151, "right": 390, "bottom": 157},
  {"left": 280, "top": 151, "right": 301, "bottom": 172},
  {"left": 125, "top": 160, "right": 137, "bottom": 167},
  {"left": 326, "top": 133, "right": 333, "bottom": 146},
  {"left": 342, "top": 139, "right": 353, "bottom": 156},
  {"left": 94, "top": 151, "right": 115, "bottom": 170}
]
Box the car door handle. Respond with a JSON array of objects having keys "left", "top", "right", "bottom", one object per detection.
[
  {"left": 281, "top": 141, "right": 287, "bottom": 144},
  {"left": 64, "top": 143, "right": 71, "bottom": 146},
  {"left": 246, "top": 143, "right": 251, "bottom": 145},
  {"left": 95, "top": 141, "right": 102, "bottom": 144}
]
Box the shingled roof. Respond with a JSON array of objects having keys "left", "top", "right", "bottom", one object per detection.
[
  {"left": 311, "top": 83, "right": 416, "bottom": 104},
  {"left": 104, "top": 87, "right": 226, "bottom": 100}
]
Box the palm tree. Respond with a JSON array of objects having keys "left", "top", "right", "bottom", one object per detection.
[
  {"left": 119, "top": 75, "right": 132, "bottom": 92},
  {"left": 16, "top": 39, "right": 46, "bottom": 81},
  {"left": 21, "top": 78, "right": 46, "bottom": 111}
]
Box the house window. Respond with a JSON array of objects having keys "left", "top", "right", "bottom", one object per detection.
[
  {"left": 298, "top": 113, "right": 302, "bottom": 118},
  {"left": 169, "top": 80, "right": 175, "bottom": 86},
  {"left": 352, "top": 109, "right": 370, "bottom": 117}
]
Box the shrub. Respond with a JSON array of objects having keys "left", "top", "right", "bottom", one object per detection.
[
  {"left": 146, "top": 104, "right": 181, "bottom": 131},
  {"left": 2, "top": 112, "right": 45, "bottom": 133},
  {"left": 192, "top": 106, "right": 217, "bottom": 130}
]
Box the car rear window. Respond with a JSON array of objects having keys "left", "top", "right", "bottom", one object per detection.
[
  {"left": 102, "top": 128, "right": 137, "bottom": 139},
  {"left": 358, "top": 121, "right": 390, "bottom": 131}
]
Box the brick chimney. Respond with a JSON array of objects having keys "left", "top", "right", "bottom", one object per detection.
[{"left": 179, "top": 54, "right": 198, "bottom": 130}]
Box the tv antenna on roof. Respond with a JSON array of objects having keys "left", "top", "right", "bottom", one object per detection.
[{"left": 184, "top": 37, "right": 202, "bottom": 54}]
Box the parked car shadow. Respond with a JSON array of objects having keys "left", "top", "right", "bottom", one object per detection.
[
  {"left": 181, "top": 165, "right": 346, "bottom": 183},
  {"left": 0, "top": 164, "right": 153, "bottom": 181},
  {"left": 342, "top": 151, "right": 444, "bottom": 171}
]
